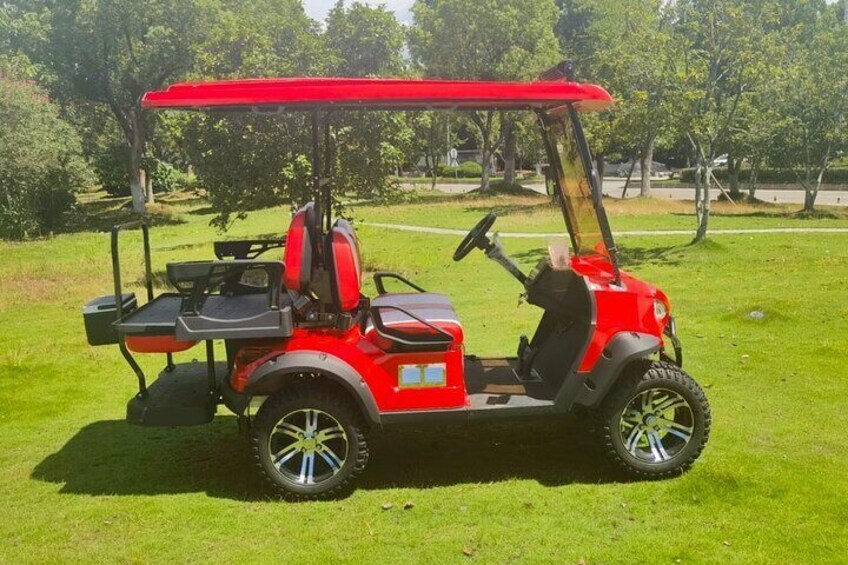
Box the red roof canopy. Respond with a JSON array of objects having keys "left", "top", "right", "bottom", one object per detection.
[{"left": 142, "top": 77, "right": 614, "bottom": 112}]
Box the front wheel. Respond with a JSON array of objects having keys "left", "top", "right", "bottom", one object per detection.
[
  {"left": 595, "top": 361, "right": 710, "bottom": 478},
  {"left": 251, "top": 384, "right": 369, "bottom": 500}
]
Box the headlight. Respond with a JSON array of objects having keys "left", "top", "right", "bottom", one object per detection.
[{"left": 654, "top": 299, "right": 669, "bottom": 322}]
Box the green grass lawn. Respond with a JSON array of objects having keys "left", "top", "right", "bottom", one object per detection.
[
  {"left": 353, "top": 190, "right": 848, "bottom": 233},
  {"left": 1, "top": 192, "right": 847, "bottom": 563}
]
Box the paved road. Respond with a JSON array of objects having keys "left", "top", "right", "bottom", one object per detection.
[
  {"left": 413, "top": 178, "right": 848, "bottom": 207},
  {"left": 363, "top": 222, "right": 848, "bottom": 238}
]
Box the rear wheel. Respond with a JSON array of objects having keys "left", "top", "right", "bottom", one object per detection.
[
  {"left": 251, "top": 384, "right": 368, "bottom": 500},
  {"left": 595, "top": 361, "right": 710, "bottom": 478}
]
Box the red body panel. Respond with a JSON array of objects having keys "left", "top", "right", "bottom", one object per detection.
[
  {"left": 125, "top": 335, "right": 197, "bottom": 354},
  {"left": 569, "top": 255, "right": 669, "bottom": 372},
  {"left": 230, "top": 253, "right": 667, "bottom": 414},
  {"left": 142, "top": 77, "right": 614, "bottom": 112},
  {"left": 231, "top": 328, "right": 466, "bottom": 412}
]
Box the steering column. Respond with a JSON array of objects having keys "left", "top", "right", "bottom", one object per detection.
[{"left": 453, "top": 213, "right": 528, "bottom": 285}]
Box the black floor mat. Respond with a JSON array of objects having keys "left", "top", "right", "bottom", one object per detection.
[{"left": 464, "top": 357, "right": 557, "bottom": 401}]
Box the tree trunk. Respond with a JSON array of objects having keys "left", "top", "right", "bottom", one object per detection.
[
  {"left": 426, "top": 153, "right": 437, "bottom": 190},
  {"left": 694, "top": 159, "right": 703, "bottom": 227},
  {"left": 480, "top": 149, "right": 492, "bottom": 192},
  {"left": 471, "top": 111, "right": 498, "bottom": 193},
  {"left": 804, "top": 189, "right": 816, "bottom": 212},
  {"left": 621, "top": 155, "right": 637, "bottom": 198},
  {"left": 128, "top": 144, "right": 146, "bottom": 213},
  {"left": 728, "top": 155, "right": 741, "bottom": 200},
  {"left": 640, "top": 134, "right": 655, "bottom": 197},
  {"left": 502, "top": 117, "right": 516, "bottom": 186},
  {"left": 804, "top": 166, "right": 826, "bottom": 213},
  {"left": 596, "top": 154, "right": 605, "bottom": 194},
  {"left": 695, "top": 161, "right": 711, "bottom": 242},
  {"left": 143, "top": 167, "right": 155, "bottom": 204},
  {"left": 748, "top": 158, "right": 759, "bottom": 201},
  {"left": 126, "top": 111, "right": 147, "bottom": 214}
]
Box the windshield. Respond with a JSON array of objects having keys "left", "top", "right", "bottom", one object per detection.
[{"left": 541, "top": 108, "right": 609, "bottom": 259}]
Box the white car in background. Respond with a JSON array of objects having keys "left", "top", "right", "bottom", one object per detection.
[{"left": 613, "top": 160, "right": 673, "bottom": 178}]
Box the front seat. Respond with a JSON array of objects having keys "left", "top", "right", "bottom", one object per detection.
[{"left": 367, "top": 292, "right": 464, "bottom": 351}]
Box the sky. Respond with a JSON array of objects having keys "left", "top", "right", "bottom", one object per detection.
[{"left": 303, "top": 0, "right": 415, "bottom": 24}]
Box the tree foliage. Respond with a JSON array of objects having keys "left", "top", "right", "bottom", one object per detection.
[
  {"left": 42, "top": 0, "right": 207, "bottom": 212},
  {"left": 410, "top": 0, "right": 562, "bottom": 191},
  {"left": 766, "top": 4, "right": 848, "bottom": 211},
  {"left": 559, "top": 0, "right": 677, "bottom": 196},
  {"left": 181, "top": 0, "right": 410, "bottom": 228},
  {"left": 0, "top": 75, "right": 93, "bottom": 238}
]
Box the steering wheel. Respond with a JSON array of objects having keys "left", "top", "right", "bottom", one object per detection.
[{"left": 453, "top": 213, "right": 497, "bottom": 262}]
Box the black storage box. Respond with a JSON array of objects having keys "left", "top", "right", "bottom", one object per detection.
[{"left": 83, "top": 293, "right": 137, "bottom": 346}]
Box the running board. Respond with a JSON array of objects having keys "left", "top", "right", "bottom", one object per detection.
[{"left": 127, "top": 362, "right": 226, "bottom": 427}]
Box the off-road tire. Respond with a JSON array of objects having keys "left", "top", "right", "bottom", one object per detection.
[
  {"left": 251, "top": 383, "right": 369, "bottom": 500},
  {"left": 595, "top": 360, "right": 710, "bottom": 479}
]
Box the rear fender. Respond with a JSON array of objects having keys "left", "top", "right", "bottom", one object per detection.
[
  {"left": 244, "top": 350, "right": 381, "bottom": 426},
  {"left": 573, "top": 331, "right": 661, "bottom": 408}
]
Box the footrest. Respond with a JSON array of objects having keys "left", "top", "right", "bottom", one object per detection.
[{"left": 126, "top": 362, "right": 225, "bottom": 427}]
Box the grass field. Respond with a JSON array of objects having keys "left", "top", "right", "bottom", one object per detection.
[{"left": 1, "top": 191, "right": 847, "bottom": 563}]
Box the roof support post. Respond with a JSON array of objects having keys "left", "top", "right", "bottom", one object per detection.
[
  {"left": 311, "top": 108, "right": 322, "bottom": 231},
  {"left": 323, "top": 118, "right": 333, "bottom": 231}
]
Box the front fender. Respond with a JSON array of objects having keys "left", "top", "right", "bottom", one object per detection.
[
  {"left": 573, "top": 331, "right": 661, "bottom": 408},
  {"left": 244, "top": 350, "right": 381, "bottom": 426}
]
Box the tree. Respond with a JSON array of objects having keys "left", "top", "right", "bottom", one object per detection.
[
  {"left": 43, "top": 0, "right": 205, "bottom": 213},
  {"left": 182, "top": 0, "right": 411, "bottom": 228},
  {"left": 0, "top": 73, "right": 93, "bottom": 239},
  {"left": 768, "top": 5, "right": 848, "bottom": 212},
  {"left": 180, "top": 0, "right": 323, "bottom": 228},
  {"left": 558, "top": 0, "right": 676, "bottom": 197},
  {"left": 409, "top": 111, "right": 459, "bottom": 188},
  {"left": 671, "top": 0, "right": 774, "bottom": 241},
  {"left": 322, "top": 1, "right": 411, "bottom": 216},
  {"left": 325, "top": 1, "right": 405, "bottom": 77},
  {"left": 410, "top": 0, "right": 561, "bottom": 191}
]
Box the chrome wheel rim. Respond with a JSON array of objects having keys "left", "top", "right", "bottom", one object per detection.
[
  {"left": 618, "top": 388, "right": 694, "bottom": 464},
  {"left": 268, "top": 409, "right": 349, "bottom": 486}
]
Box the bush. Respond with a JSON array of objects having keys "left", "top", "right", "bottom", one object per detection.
[
  {"left": 437, "top": 160, "right": 483, "bottom": 178},
  {"left": 171, "top": 168, "right": 199, "bottom": 192},
  {"left": 93, "top": 142, "right": 130, "bottom": 197},
  {"left": 0, "top": 77, "right": 94, "bottom": 239},
  {"left": 95, "top": 149, "right": 197, "bottom": 197},
  {"left": 680, "top": 167, "right": 848, "bottom": 184}
]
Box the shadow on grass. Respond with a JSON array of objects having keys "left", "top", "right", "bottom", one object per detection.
[
  {"left": 63, "top": 195, "right": 187, "bottom": 234},
  {"left": 511, "top": 243, "right": 686, "bottom": 268},
  {"left": 32, "top": 416, "right": 625, "bottom": 501},
  {"left": 617, "top": 244, "right": 685, "bottom": 268},
  {"left": 465, "top": 201, "right": 556, "bottom": 218}
]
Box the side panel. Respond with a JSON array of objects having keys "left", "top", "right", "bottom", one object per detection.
[
  {"left": 231, "top": 328, "right": 465, "bottom": 424},
  {"left": 573, "top": 331, "right": 661, "bottom": 407},
  {"left": 571, "top": 255, "right": 666, "bottom": 372}
]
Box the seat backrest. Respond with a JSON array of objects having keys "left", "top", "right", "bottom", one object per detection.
[
  {"left": 333, "top": 218, "right": 362, "bottom": 268},
  {"left": 283, "top": 202, "right": 317, "bottom": 292},
  {"left": 326, "top": 220, "right": 362, "bottom": 312}
]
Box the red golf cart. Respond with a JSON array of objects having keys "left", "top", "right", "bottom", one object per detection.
[{"left": 83, "top": 63, "right": 710, "bottom": 499}]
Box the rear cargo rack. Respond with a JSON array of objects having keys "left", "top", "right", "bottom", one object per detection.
[{"left": 105, "top": 222, "right": 292, "bottom": 405}]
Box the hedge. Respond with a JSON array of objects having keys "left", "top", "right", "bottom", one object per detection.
[
  {"left": 679, "top": 167, "right": 848, "bottom": 184},
  {"left": 436, "top": 160, "right": 483, "bottom": 178}
]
